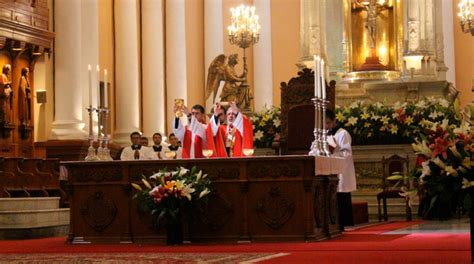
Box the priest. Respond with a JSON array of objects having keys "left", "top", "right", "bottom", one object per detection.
[
  {"left": 206, "top": 102, "right": 253, "bottom": 157},
  {"left": 173, "top": 103, "right": 207, "bottom": 159}
]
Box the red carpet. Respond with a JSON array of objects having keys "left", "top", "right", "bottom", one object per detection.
[{"left": 0, "top": 221, "right": 469, "bottom": 263}]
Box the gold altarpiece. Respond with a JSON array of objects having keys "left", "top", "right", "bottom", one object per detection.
[{"left": 343, "top": 0, "right": 403, "bottom": 78}]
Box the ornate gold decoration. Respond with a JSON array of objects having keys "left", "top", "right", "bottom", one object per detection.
[{"left": 458, "top": 0, "right": 474, "bottom": 36}]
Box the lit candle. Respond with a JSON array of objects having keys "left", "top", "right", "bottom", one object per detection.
[
  {"left": 103, "top": 69, "right": 108, "bottom": 108},
  {"left": 88, "top": 64, "right": 92, "bottom": 106},
  {"left": 321, "top": 59, "right": 326, "bottom": 100},
  {"left": 96, "top": 65, "right": 100, "bottom": 108}
]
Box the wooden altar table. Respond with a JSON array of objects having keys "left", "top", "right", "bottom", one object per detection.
[{"left": 62, "top": 155, "right": 343, "bottom": 244}]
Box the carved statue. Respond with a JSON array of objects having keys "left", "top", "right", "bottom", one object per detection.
[
  {"left": 18, "top": 67, "right": 32, "bottom": 126},
  {"left": 354, "top": 0, "right": 386, "bottom": 50},
  {"left": 206, "top": 54, "right": 247, "bottom": 106},
  {"left": 0, "top": 64, "right": 12, "bottom": 124}
]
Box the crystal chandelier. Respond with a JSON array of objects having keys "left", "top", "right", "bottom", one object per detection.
[
  {"left": 227, "top": 5, "right": 260, "bottom": 49},
  {"left": 458, "top": 0, "right": 474, "bottom": 36}
]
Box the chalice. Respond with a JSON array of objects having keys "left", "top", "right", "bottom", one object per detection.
[{"left": 174, "top": 99, "right": 184, "bottom": 118}]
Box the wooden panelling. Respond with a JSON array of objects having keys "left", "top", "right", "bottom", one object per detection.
[{"left": 62, "top": 157, "right": 342, "bottom": 244}]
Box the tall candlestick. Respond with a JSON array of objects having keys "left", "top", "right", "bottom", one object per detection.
[
  {"left": 321, "top": 59, "right": 326, "bottom": 100},
  {"left": 103, "top": 69, "right": 108, "bottom": 108},
  {"left": 88, "top": 64, "right": 92, "bottom": 106},
  {"left": 96, "top": 65, "right": 100, "bottom": 108}
]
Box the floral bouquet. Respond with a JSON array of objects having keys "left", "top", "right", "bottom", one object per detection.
[
  {"left": 251, "top": 105, "right": 281, "bottom": 148},
  {"left": 131, "top": 166, "right": 211, "bottom": 225},
  {"left": 335, "top": 98, "right": 461, "bottom": 145},
  {"left": 411, "top": 120, "right": 474, "bottom": 219}
]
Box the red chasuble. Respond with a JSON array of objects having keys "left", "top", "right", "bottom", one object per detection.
[
  {"left": 181, "top": 129, "right": 204, "bottom": 159},
  {"left": 206, "top": 113, "right": 253, "bottom": 158}
]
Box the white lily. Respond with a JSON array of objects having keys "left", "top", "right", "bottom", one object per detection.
[
  {"left": 432, "top": 157, "right": 446, "bottom": 169},
  {"left": 445, "top": 166, "right": 458, "bottom": 177},
  {"left": 196, "top": 170, "right": 202, "bottom": 181},
  {"left": 142, "top": 178, "right": 152, "bottom": 189},
  {"left": 181, "top": 184, "right": 195, "bottom": 201},
  {"left": 179, "top": 167, "right": 189, "bottom": 176},
  {"left": 199, "top": 188, "right": 210, "bottom": 198}
]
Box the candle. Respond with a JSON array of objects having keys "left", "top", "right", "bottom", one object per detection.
[
  {"left": 321, "top": 59, "right": 326, "bottom": 100},
  {"left": 96, "top": 65, "right": 100, "bottom": 108},
  {"left": 88, "top": 64, "right": 92, "bottom": 106},
  {"left": 104, "top": 69, "right": 108, "bottom": 108},
  {"left": 314, "top": 55, "right": 320, "bottom": 98}
]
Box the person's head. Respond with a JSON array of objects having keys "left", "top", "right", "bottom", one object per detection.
[
  {"left": 130, "top": 131, "right": 141, "bottom": 145},
  {"left": 227, "top": 107, "right": 237, "bottom": 124},
  {"left": 2, "top": 64, "right": 11, "bottom": 75},
  {"left": 152, "top": 132, "right": 162, "bottom": 145},
  {"left": 218, "top": 106, "right": 227, "bottom": 124},
  {"left": 140, "top": 136, "right": 149, "bottom": 146},
  {"left": 21, "top": 67, "right": 29, "bottom": 77},
  {"left": 228, "top": 54, "right": 238, "bottom": 66},
  {"left": 191, "top": 104, "right": 206, "bottom": 123},
  {"left": 326, "top": 110, "right": 336, "bottom": 130},
  {"left": 168, "top": 133, "right": 179, "bottom": 147}
]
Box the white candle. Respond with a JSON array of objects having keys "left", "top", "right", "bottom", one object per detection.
[
  {"left": 321, "top": 59, "right": 326, "bottom": 100},
  {"left": 96, "top": 65, "right": 100, "bottom": 108},
  {"left": 88, "top": 64, "right": 92, "bottom": 106},
  {"left": 103, "top": 69, "right": 108, "bottom": 108},
  {"left": 314, "top": 55, "right": 320, "bottom": 98}
]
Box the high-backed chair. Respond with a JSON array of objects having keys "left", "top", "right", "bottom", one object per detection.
[
  {"left": 274, "top": 68, "right": 335, "bottom": 155},
  {"left": 377, "top": 155, "right": 412, "bottom": 221}
]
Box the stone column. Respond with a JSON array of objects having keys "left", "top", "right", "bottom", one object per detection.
[
  {"left": 204, "top": 0, "right": 224, "bottom": 112},
  {"left": 441, "top": 0, "right": 456, "bottom": 84},
  {"left": 81, "top": 0, "right": 100, "bottom": 130},
  {"left": 50, "top": 0, "right": 87, "bottom": 139},
  {"left": 113, "top": 0, "right": 140, "bottom": 145},
  {"left": 142, "top": 0, "right": 166, "bottom": 137},
  {"left": 434, "top": 0, "right": 448, "bottom": 80},
  {"left": 165, "top": 0, "right": 187, "bottom": 126},
  {"left": 406, "top": 0, "right": 421, "bottom": 53},
  {"left": 299, "top": 0, "right": 327, "bottom": 67},
  {"left": 253, "top": 0, "right": 273, "bottom": 110}
]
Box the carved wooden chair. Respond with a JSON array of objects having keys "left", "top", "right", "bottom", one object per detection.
[
  {"left": 377, "top": 155, "right": 412, "bottom": 221},
  {"left": 274, "top": 68, "right": 335, "bottom": 155}
]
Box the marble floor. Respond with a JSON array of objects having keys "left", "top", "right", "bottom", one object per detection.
[{"left": 384, "top": 218, "right": 470, "bottom": 234}]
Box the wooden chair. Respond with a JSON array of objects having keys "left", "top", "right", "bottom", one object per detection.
[
  {"left": 377, "top": 155, "right": 412, "bottom": 221},
  {"left": 19, "top": 158, "right": 51, "bottom": 197},
  {"left": 274, "top": 68, "right": 335, "bottom": 155},
  {"left": 39, "top": 158, "right": 68, "bottom": 207},
  {"left": 2, "top": 158, "right": 31, "bottom": 197}
]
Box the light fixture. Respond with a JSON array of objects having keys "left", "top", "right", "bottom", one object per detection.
[
  {"left": 458, "top": 0, "right": 474, "bottom": 36},
  {"left": 227, "top": 4, "right": 260, "bottom": 110},
  {"left": 11, "top": 41, "right": 25, "bottom": 51},
  {"left": 32, "top": 45, "right": 43, "bottom": 56}
]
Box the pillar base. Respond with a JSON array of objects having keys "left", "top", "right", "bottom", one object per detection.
[{"left": 49, "top": 120, "right": 87, "bottom": 140}]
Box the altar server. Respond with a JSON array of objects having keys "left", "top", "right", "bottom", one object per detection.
[
  {"left": 326, "top": 110, "right": 357, "bottom": 230},
  {"left": 120, "top": 131, "right": 157, "bottom": 160}
]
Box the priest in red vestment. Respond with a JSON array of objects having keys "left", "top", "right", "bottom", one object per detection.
[
  {"left": 206, "top": 102, "right": 253, "bottom": 157},
  {"left": 173, "top": 103, "right": 207, "bottom": 159}
]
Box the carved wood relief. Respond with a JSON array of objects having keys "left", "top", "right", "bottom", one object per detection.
[
  {"left": 80, "top": 191, "right": 117, "bottom": 233},
  {"left": 256, "top": 186, "right": 295, "bottom": 230}
]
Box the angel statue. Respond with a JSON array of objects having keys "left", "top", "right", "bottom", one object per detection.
[{"left": 206, "top": 54, "right": 247, "bottom": 107}]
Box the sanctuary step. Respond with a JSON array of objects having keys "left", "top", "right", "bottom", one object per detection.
[
  {"left": 0, "top": 197, "right": 69, "bottom": 239},
  {"left": 353, "top": 189, "right": 419, "bottom": 221}
]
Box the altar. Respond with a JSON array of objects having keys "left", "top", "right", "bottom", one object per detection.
[{"left": 62, "top": 155, "right": 345, "bottom": 244}]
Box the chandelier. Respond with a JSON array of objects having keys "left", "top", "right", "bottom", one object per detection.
[
  {"left": 227, "top": 5, "right": 260, "bottom": 49},
  {"left": 458, "top": 0, "right": 474, "bottom": 36}
]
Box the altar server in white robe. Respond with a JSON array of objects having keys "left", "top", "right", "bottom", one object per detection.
[
  {"left": 326, "top": 110, "right": 357, "bottom": 231},
  {"left": 120, "top": 131, "right": 158, "bottom": 160}
]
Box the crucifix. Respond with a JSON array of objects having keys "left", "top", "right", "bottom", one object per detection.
[{"left": 352, "top": 0, "right": 389, "bottom": 70}]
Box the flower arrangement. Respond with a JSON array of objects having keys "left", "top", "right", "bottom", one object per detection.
[
  {"left": 251, "top": 105, "right": 281, "bottom": 148},
  {"left": 131, "top": 166, "right": 211, "bottom": 224},
  {"left": 335, "top": 98, "right": 462, "bottom": 145},
  {"left": 410, "top": 120, "right": 474, "bottom": 219}
]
